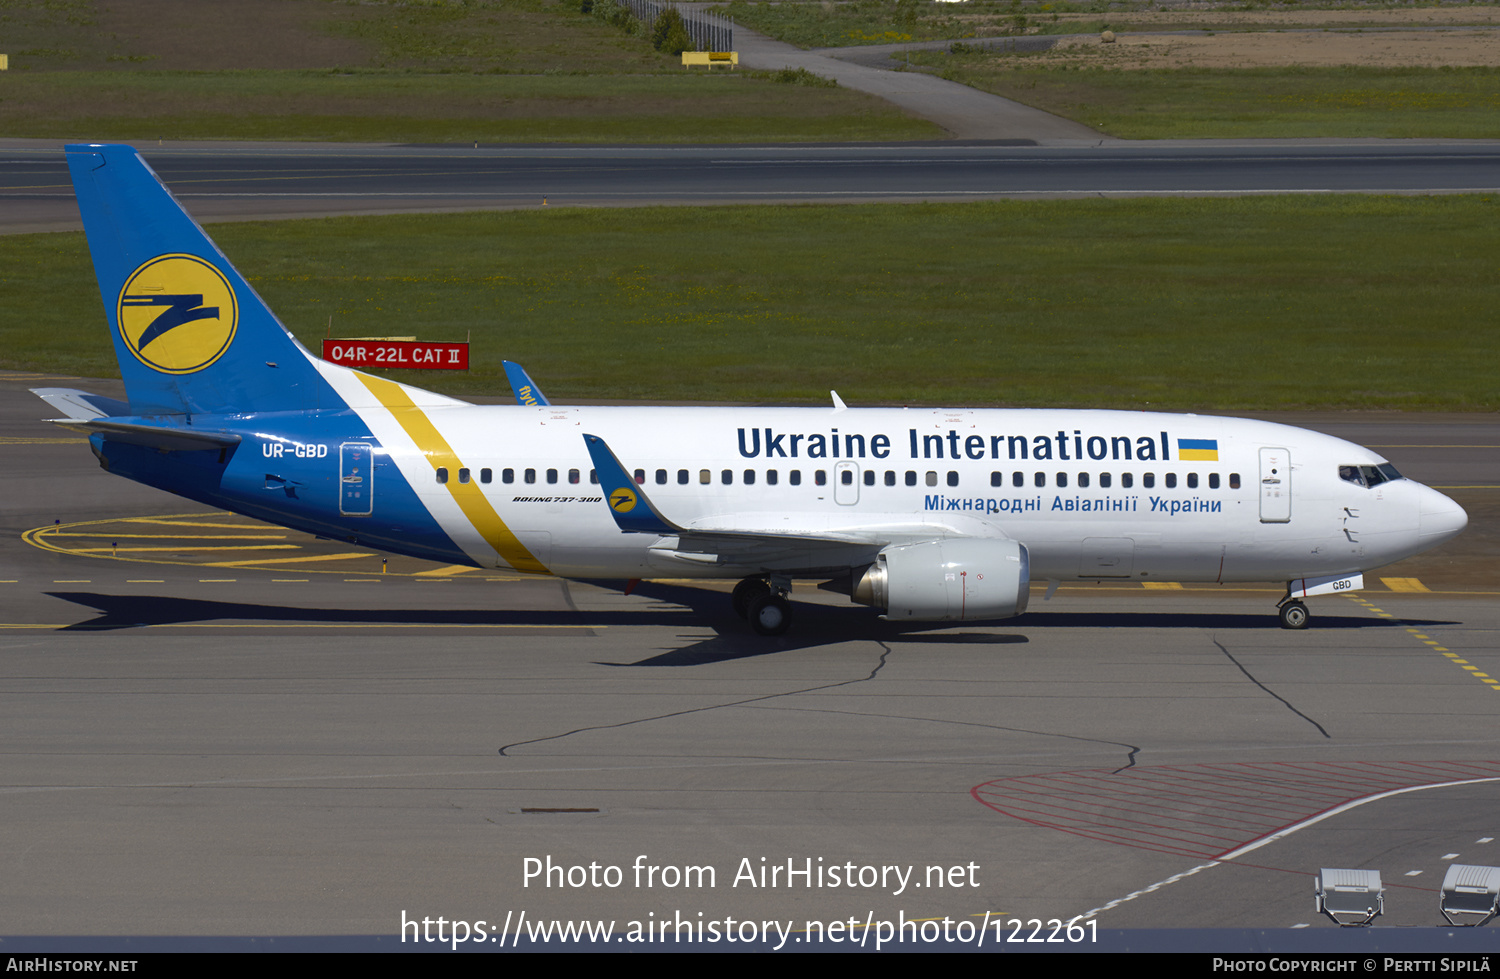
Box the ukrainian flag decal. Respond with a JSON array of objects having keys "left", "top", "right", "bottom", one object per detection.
[{"left": 1177, "top": 438, "right": 1219, "bottom": 462}]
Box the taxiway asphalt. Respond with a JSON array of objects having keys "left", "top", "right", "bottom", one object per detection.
[
  {"left": 4, "top": 139, "right": 1500, "bottom": 233},
  {"left": 2, "top": 374, "right": 1496, "bottom": 945}
]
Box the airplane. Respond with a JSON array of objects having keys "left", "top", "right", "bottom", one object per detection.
[{"left": 33, "top": 144, "right": 1468, "bottom": 637}]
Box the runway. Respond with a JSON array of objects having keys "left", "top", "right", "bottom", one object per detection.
[
  {"left": 3, "top": 373, "right": 1497, "bottom": 947},
  {"left": 4, "top": 139, "right": 1500, "bottom": 232}
]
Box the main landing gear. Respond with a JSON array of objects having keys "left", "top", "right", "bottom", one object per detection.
[
  {"left": 732, "top": 575, "right": 792, "bottom": 637},
  {"left": 1277, "top": 594, "right": 1310, "bottom": 630}
]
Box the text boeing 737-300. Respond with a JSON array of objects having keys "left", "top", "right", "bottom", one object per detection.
[{"left": 34, "top": 144, "right": 1468, "bottom": 636}]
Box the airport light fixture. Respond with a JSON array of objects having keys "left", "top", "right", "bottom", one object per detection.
[
  {"left": 1439, "top": 864, "right": 1500, "bottom": 926},
  {"left": 1315, "top": 868, "right": 1384, "bottom": 926}
]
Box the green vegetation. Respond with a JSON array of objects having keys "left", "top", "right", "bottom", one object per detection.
[
  {"left": 0, "top": 70, "right": 927, "bottom": 142},
  {"left": 714, "top": 0, "right": 1500, "bottom": 48},
  {"left": 907, "top": 60, "right": 1500, "bottom": 139},
  {"left": 0, "top": 0, "right": 934, "bottom": 142},
  {"left": 4, "top": 197, "right": 1494, "bottom": 410},
  {"left": 715, "top": 0, "right": 981, "bottom": 49}
]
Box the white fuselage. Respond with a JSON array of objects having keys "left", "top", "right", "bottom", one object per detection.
[{"left": 313, "top": 363, "right": 1466, "bottom": 586}]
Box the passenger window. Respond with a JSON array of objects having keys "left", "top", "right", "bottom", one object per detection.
[
  {"left": 1209, "top": 473, "right": 1220, "bottom": 489},
  {"left": 722, "top": 469, "right": 733, "bottom": 485},
  {"left": 458, "top": 467, "right": 470, "bottom": 484},
  {"left": 436, "top": 467, "right": 449, "bottom": 484},
  {"left": 991, "top": 471, "right": 1003, "bottom": 487},
  {"left": 1013, "top": 472, "right": 1024, "bottom": 488},
  {"left": 524, "top": 468, "right": 536, "bottom": 484},
  {"left": 790, "top": 470, "right": 801, "bottom": 486},
  {"left": 841, "top": 469, "right": 853, "bottom": 485},
  {"left": 1034, "top": 472, "right": 1045, "bottom": 488},
  {"left": 767, "top": 469, "right": 778, "bottom": 486},
  {"left": 1187, "top": 473, "right": 1198, "bottom": 489},
  {"left": 1078, "top": 472, "right": 1090, "bottom": 488},
  {"left": 678, "top": 469, "right": 689, "bottom": 485},
  {"left": 815, "top": 470, "right": 826, "bottom": 486},
  {"left": 863, "top": 470, "right": 875, "bottom": 486},
  {"left": 1121, "top": 472, "right": 1133, "bottom": 489},
  {"left": 655, "top": 469, "right": 667, "bottom": 485},
  {"left": 1142, "top": 473, "right": 1154, "bottom": 489},
  {"left": 547, "top": 468, "right": 558, "bottom": 484},
  {"left": 569, "top": 468, "right": 580, "bottom": 485},
  {"left": 502, "top": 468, "right": 514, "bottom": 484},
  {"left": 1165, "top": 473, "right": 1177, "bottom": 489},
  {"left": 947, "top": 471, "right": 958, "bottom": 487},
  {"left": 744, "top": 469, "right": 755, "bottom": 485},
  {"left": 700, "top": 469, "right": 711, "bottom": 485},
  {"left": 633, "top": 469, "right": 645, "bottom": 485},
  {"left": 1056, "top": 472, "right": 1068, "bottom": 488},
  {"left": 590, "top": 469, "right": 598, "bottom": 484},
  {"left": 1099, "top": 472, "right": 1111, "bottom": 488},
  {"left": 905, "top": 471, "right": 917, "bottom": 487},
  {"left": 1230, "top": 473, "right": 1240, "bottom": 489},
  {"left": 480, "top": 468, "right": 492, "bottom": 484},
  {"left": 885, "top": 471, "right": 895, "bottom": 487}
]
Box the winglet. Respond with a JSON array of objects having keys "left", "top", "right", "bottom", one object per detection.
[
  {"left": 503, "top": 361, "right": 551, "bottom": 406},
  {"left": 582, "top": 434, "right": 681, "bottom": 535},
  {"left": 831, "top": 390, "right": 847, "bottom": 412}
]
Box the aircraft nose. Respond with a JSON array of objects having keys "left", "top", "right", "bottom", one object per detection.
[{"left": 1418, "top": 485, "right": 1467, "bottom": 547}]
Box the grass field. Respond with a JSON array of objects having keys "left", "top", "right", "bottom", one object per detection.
[
  {"left": 3, "top": 196, "right": 1494, "bottom": 411},
  {"left": 906, "top": 61, "right": 1500, "bottom": 139},
  {"left": 0, "top": 70, "right": 938, "bottom": 143},
  {"left": 0, "top": 0, "right": 937, "bottom": 142}
]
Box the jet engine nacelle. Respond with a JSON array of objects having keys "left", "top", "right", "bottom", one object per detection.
[{"left": 851, "top": 538, "right": 1030, "bottom": 621}]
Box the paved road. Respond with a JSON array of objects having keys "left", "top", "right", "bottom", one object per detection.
[
  {"left": 730, "top": 22, "right": 1101, "bottom": 142},
  {"left": 3, "top": 374, "right": 1497, "bottom": 947},
  {"left": 5, "top": 139, "right": 1500, "bottom": 233}
]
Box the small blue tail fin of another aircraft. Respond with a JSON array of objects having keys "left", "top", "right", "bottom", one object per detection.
[
  {"left": 502, "top": 360, "right": 551, "bottom": 406},
  {"left": 66, "top": 144, "right": 341, "bottom": 416}
]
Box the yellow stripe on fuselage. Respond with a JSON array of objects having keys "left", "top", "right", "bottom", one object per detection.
[{"left": 355, "top": 373, "right": 549, "bottom": 575}]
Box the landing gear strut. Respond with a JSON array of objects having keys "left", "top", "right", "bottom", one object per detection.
[
  {"left": 732, "top": 575, "right": 792, "bottom": 636},
  {"left": 1277, "top": 597, "right": 1310, "bottom": 630}
]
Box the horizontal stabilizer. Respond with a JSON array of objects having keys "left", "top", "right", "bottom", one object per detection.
[
  {"left": 56, "top": 417, "right": 242, "bottom": 452},
  {"left": 30, "top": 387, "right": 130, "bottom": 422}
]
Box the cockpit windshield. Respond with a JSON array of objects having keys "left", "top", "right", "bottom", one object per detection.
[{"left": 1338, "top": 463, "right": 1404, "bottom": 488}]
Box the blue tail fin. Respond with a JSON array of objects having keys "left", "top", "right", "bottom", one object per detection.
[
  {"left": 502, "top": 360, "right": 551, "bottom": 406},
  {"left": 66, "top": 144, "right": 339, "bottom": 416}
]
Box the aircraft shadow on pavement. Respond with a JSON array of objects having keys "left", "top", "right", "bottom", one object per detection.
[
  {"left": 43, "top": 589, "right": 1453, "bottom": 670},
  {"left": 44, "top": 591, "right": 700, "bottom": 632},
  {"left": 42, "top": 588, "right": 1029, "bottom": 667}
]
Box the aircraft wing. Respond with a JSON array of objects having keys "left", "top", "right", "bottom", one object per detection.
[{"left": 581, "top": 432, "right": 1003, "bottom": 572}]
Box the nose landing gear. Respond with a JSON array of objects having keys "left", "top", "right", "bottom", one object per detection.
[{"left": 1277, "top": 597, "right": 1310, "bottom": 630}]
